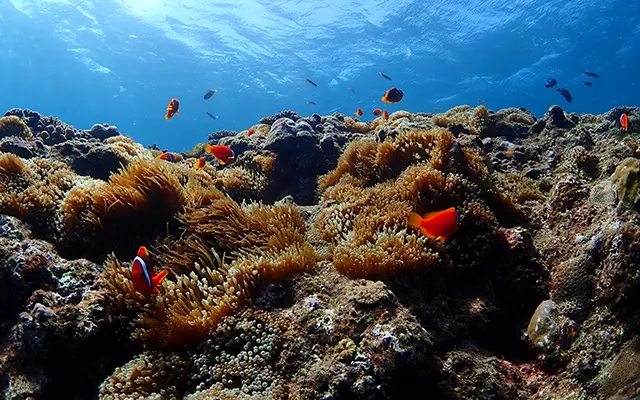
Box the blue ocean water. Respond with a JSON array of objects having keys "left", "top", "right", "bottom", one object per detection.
[{"left": 0, "top": 0, "right": 638, "bottom": 151}]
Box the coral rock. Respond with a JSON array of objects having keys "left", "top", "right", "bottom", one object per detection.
[
  {"left": 85, "top": 123, "right": 121, "bottom": 140},
  {"left": 546, "top": 105, "right": 575, "bottom": 129},
  {"left": 51, "top": 140, "right": 124, "bottom": 180},
  {"left": 612, "top": 157, "right": 640, "bottom": 210},
  {"left": 0, "top": 136, "right": 47, "bottom": 159}
]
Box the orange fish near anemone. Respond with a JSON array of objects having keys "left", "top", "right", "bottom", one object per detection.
[
  {"left": 194, "top": 156, "right": 206, "bottom": 169},
  {"left": 157, "top": 151, "right": 177, "bottom": 162},
  {"left": 372, "top": 108, "right": 382, "bottom": 116},
  {"left": 620, "top": 113, "right": 629, "bottom": 131},
  {"left": 247, "top": 127, "right": 256, "bottom": 136},
  {"left": 381, "top": 88, "right": 404, "bottom": 104},
  {"left": 165, "top": 98, "right": 180, "bottom": 120},
  {"left": 408, "top": 207, "right": 460, "bottom": 243},
  {"left": 205, "top": 144, "right": 237, "bottom": 165},
  {"left": 383, "top": 110, "right": 389, "bottom": 120},
  {"left": 131, "top": 246, "right": 168, "bottom": 295},
  {"left": 355, "top": 108, "right": 363, "bottom": 117}
]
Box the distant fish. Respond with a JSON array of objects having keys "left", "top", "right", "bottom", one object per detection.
[
  {"left": 194, "top": 156, "right": 206, "bottom": 169},
  {"left": 349, "top": 88, "right": 356, "bottom": 94},
  {"left": 205, "top": 144, "right": 237, "bottom": 165},
  {"left": 584, "top": 71, "right": 600, "bottom": 78},
  {"left": 584, "top": 81, "right": 593, "bottom": 87},
  {"left": 164, "top": 98, "right": 180, "bottom": 120},
  {"left": 434, "top": 107, "right": 442, "bottom": 111},
  {"left": 203, "top": 89, "right": 217, "bottom": 100},
  {"left": 383, "top": 110, "right": 389, "bottom": 120},
  {"left": 205, "top": 111, "right": 217, "bottom": 120},
  {"left": 372, "top": 108, "right": 382, "bottom": 116},
  {"left": 247, "top": 127, "right": 256, "bottom": 136},
  {"left": 305, "top": 78, "right": 317, "bottom": 87},
  {"left": 557, "top": 88, "right": 573, "bottom": 103},
  {"left": 381, "top": 88, "right": 404, "bottom": 104},
  {"left": 379, "top": 71, "right": 392, "bottom": 80},
  {"left": 477, "top": 99, "right": 486, "bottom": 104},
  {"left": 306, "top": 101, "right": 316, "bottom": 105},
  {"left": 355, "top": 108, "right": 363, "bottom": 117},
  {"left": 620, "top": 113, "right": 629, "bottom": 131},
  {"left": 545, "top": 78, "right": 557, "bottom": 88},
  {"left": 157, "top": 151, "right": 177, "bottom": 162}
]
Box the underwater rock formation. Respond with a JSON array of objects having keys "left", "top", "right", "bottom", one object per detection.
[{"left": 0, "top": 104, "right": 640, "bottom": 399}]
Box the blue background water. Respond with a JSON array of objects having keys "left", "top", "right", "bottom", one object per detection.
[{"left": 1, "top": 0, "right": 638, "bottom": 151}]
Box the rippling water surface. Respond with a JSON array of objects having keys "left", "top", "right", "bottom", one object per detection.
[{"left": 0, "top": 0, "right": 637, "bottom": 149}]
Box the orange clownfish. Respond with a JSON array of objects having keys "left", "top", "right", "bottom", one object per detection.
[
  {"left": 194, "top": 156, "right": 206, "bottom": 169},
  {"left": 247, "top": 127, "right": 256, "bottom": 136},
  {"left": 205, "top": 144, "right": 237, "bottom": 165},
  {"left": 620, "top": 113, "right": 629, "bottom": 131},
  {"left": 157, "top": 151, "right": 177, "bottom": 162},
  {"left": 131, "top": 246, "right": 168, "bottom": 295},
  {"left": 381, "top": 88, "right": 404, "bottom": 104},
  {"left": 372, "top": 108, "right": 382, "bottom": 116},
  {"left": 355, "top": 108, "right": 363, "bottom": 117},
  {"left": 165, "top": 98, "right": 180, "bottom": 120},
  {"left": 408, "top": 207, "right": 460, "bottom": 243},
  {"left": 383, "top": 110, "right": 389, "bottom": 120}
]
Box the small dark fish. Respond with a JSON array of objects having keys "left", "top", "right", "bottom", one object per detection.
[
  {"left": 584, "top": 71, "right": 600, "bottom": 78},
  {"left": 205, "top": 111, "right": 217, "bottom": 120},
  {"left": 584, "top": 81, "right": 593, "bottom": 86},
  {"left": 305, "top": 78, "right": 317, "bottom": 87},
  {"left": 379, "top": 71, "right": 392, "bottom": 80},
  {"left": 381, "top": 87, "right": 404, "bottom": 104},
  {"left": 477, "top": 99, "right": 486, "bottom": 104},
  {"left": 545, "top": 78, "right": 557, "bottom": 88},
  {"left": 349, "top": 88, "right": 356, "bottom": 94},
  {"left": 306, "top": 101, "right": 316, "bottom": 105},
  {"left": 557, "top": 88, "right": 573, "bottom": 103},
  {"left": 434, "top": 107, "right": 442, "bottom": 111},
  {"left": 203, "top": 89, "right": 217, "bottom": 100}
]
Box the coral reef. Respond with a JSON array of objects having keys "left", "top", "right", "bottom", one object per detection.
[{"left": 1, "top": 104, "right": 640, "bottom": 400}]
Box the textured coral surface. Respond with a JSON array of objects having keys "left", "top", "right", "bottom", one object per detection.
[{"left": 1, "top": 106, "right": 640, "bottom": 399}]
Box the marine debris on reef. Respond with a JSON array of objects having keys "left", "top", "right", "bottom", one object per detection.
[{"left": 1, "top": 105, "right": 640, "bottom": 399}]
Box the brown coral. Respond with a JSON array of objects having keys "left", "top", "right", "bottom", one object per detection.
[
  {"left": 102, "top": 196, "right": 315, "bottom": 346},
  {"left": 432, "top": 105, "right": 489, "bottom": 135},
  {"left": 0, "top": 156, "right": 79, "bottom": 238},
  {"left": 98, "top": 351, "right": 192, "bottom": 400},
  {"left": 318, "top": 127, "right": 455, "bottom": 192},
  {"left": 0, "top": 115, "right": 33, "bottom": 139}
]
